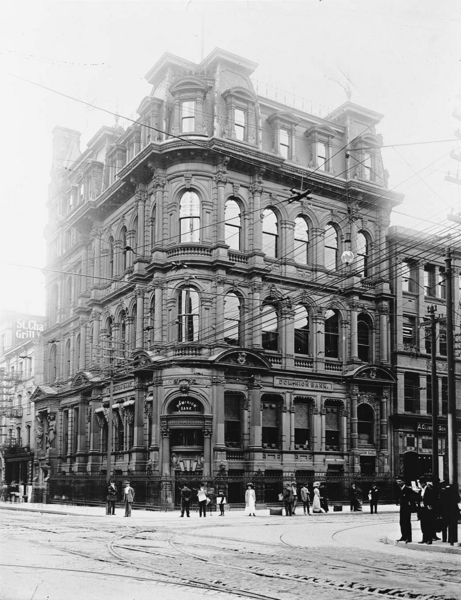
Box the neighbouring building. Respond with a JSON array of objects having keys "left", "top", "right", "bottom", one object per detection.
[
  {"left": 0, "top": 310, "right": 45, "bottom": 500},
  {"left": 39, "top": 48, "right": 404, "bottom": 507},
  {"left": 388, "top": 227, "right": 461, "bottom": 484}
]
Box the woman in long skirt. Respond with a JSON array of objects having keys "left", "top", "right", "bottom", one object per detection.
[
  {"left": 312, "top": 482, "right": 325, "bottom": 513},
  {"left": 245, "top": 483, "right": 256, "bottom": 516}
]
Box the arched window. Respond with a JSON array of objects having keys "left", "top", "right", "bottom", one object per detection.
[
  {"left": 261, "top": 304, "right": 278, "bottom": 351},
  {"left": 120, "top": 227, "right": 127, "bottom": 272},
  {"left": 108, "top": 236, "right": 114, "bottom": 278},
  {"left": 358, "top": 403, "right": 374, "bottom": 444},
  {"left": 178, "top": 287, "right": 200, "bottom": 342},
  {"left": 49, "top": 344, "right": 57, "bottom": 382},
  {"left": 64, "top": 339, "right": 71, "bottom": 378},
  {"left": 294, "top": 305, "right": 309, "bottom": 355},
  {"left": 75, "top": 334, "right": 81, "bottom": 372},
  {"left": 179, "top": 191, "right": 200, "bottom": 243},
  {"left": 324, "top": 224, "right": 338, "bottom": 270},
  {"left": 262, "top": 209, "right": 278, "bottom": 258},
  {"left": 357, "top": 315, "right": 372, "bottom": 362},
  {"left": 325, "top": 309, "right": 340, "bottom": 359},
  {"left": 223, "top": 293, "right": 241, "bottom": 346},
  {"left": 357, "top": 232, "right": 370, "bottom": 277},
  {"left": 224, "top": 199, "right": 242, "bottom": 250},
  {"left": 294, "top": 217, "right": 309, "bottom": 265}
]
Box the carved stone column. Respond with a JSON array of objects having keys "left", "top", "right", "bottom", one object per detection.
[
  {"left": 203, "top": 426, "right": 212, "bottom": 477},
  {"left": 379, "top": 303, "right": 389, "bottom": 363},
  {"left": 349, "top": 299, "right": 358, "bottom": 360},
  {"left": 250, "top": 281, "right": 263, "bottom": 348},
  {"left": 215, "top": 166, "right": 228, "bottom": 245},
  {"left": 161, "top": 424, "right": 170, "bottom": 476},
  {"left": 249, "top": 384, "right": 262, "bottom": 450}
]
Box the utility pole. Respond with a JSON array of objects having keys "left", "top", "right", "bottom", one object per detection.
[
  {"left": 426, "top": 306, "right": 439, "bottom": 482},
  {"left": 106, "top": 378, "right": 114, "bottom": 486},
  {"left": 444, "top": 249, "right": 458, "bottom": 544}
]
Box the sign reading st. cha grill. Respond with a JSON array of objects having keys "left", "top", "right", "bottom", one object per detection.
[{"left": 16, "top": 318, "right": 44, "bottom": 340}]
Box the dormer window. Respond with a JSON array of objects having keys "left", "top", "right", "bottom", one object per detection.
[
  {"left": 317, "top": 142, "right": 327, "bottom": 171},
  {"left": 267, "top": 111, "right": 300, "bottom": 161},
  {"left": 181, "top": 100, "right": 195, "bottom": 133},
  {"left": 170, "top": 76, "right": 208, "bottom": 136},
  {"left": 234, "top": 108, "right": 246, "bottom": 141},
  {"left": 222, "top": 87, "right": 258, "bottom": 145},
  {"left": 279, "top": 128, "right": 290, "bottom": 159},
  {"left": 305, "top": 124, "right": 336, "bottom": 172}
]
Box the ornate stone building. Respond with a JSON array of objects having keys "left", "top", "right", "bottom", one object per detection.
[
  {"left": 39, "top": 48, "right": 402, "bottom": 506},
  {"left": 388, "top": 227, "right": 461, "bottom": 483}
]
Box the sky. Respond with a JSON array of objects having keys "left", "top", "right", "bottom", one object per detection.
[{"left": 0, "top": 0, "right": 460, "bottom": 315}]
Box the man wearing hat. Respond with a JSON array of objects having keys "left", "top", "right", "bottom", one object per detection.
[
  {"left": 282, "top": 484, "right": 293, "bottom": 516},
  {"left": 396, "top": 479, "right": 416, "bottom": 543},
  {"left": 123, "top": 481, "right": 135, "bottom": 517},
  {"left": 418, "top": 477, "right": 436, "bottom": 544}
]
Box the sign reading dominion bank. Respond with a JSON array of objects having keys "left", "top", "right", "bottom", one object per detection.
[{"left": 274, "top": 377, "right": 333, "bottom": 391}]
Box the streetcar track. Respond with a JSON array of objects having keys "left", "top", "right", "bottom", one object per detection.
[{"left": 2, "top": 511, "right": 458, "bottom": 600}]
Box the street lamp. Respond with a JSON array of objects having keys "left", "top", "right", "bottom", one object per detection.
[{"left": 341, "top": 238, "right": 354, "bottom": 266}]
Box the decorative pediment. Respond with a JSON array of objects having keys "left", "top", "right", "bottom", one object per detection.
[
  {"left": 170, "top": 76, "right": 208, "bottom": 95},
  {"left": 222, "top": 86, "right": 257, "bottom": 103},
  {"left": 30, "top": 385, "right": 59, "bottom": 402},
  {"left": 210, "top": 349, "right": 271, "bottom": 370},
  {"left": 267, "top": 111, "right": 300, "bottom": 127},
  {"left": 344, "top": 365, "right": 396, "bottom": 382},
  {"left": 305, "top": 124, "right": 336, "bottom": 139},
  {"left": 71, "top": 371, "right": 100, "bottom": 389},
  {"left": 132, "top": 350, "right": 162, "bottom": 370}
]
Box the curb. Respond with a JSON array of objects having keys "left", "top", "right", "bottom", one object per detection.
[{"left": 384, "top": 534, "right": 461, "bottom": 554}]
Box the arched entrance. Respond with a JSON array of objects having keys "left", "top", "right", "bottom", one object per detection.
[{"left": 161, "top": 395, "right": 212, "bottom": 505}]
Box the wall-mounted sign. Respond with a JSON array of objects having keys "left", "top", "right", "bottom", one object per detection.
[
  {"left": 15, "top": 318, "right": 44, "bottom": 340},
  {"left": 416, "top": 422, "right": 447, "bottom": 434},
  {"left": 274, "top": 377, "right": 333, "bottom": 391},
  {"left": 172, "top": 398, "right": 202, "bottom": 412}
]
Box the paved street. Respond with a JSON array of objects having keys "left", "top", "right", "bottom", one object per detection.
[{"left": 1, "top": 503, "right": 460, "bottom": 600}]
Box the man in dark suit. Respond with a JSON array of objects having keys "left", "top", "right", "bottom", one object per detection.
[
  {"left": 396, "top": 479, "right": 416, "bottom": 543},
  {"left": 180, "top": 484, "right": 192, "bottom": 517},
  {"left": 418, "top": 477, "right": 436, "bottom": 544}
]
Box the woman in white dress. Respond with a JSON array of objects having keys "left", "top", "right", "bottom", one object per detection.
[
  {"left": 245, "top": 483, "right": 256, "bottom": 516},
  {"left": 312, "top": 482, "right": 325, "bottom": 513}
]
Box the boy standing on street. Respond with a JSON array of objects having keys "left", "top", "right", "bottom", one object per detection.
[{"left": 124, "top": 481, "right": 135, "bottom": 517}]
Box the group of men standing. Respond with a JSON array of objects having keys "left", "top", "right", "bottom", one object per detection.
[{"left": 397, "top": 477, "right": 460, "bottom": 545}]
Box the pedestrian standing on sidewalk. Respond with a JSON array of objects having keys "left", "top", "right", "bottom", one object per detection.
[
  {"left": 282, "top": 484, "right": 293, "bottom": 516},
  {"left": 197, "top": 483, "right": 208, "bottom": 517},
  {"left": 396, "top": 479, "right": 416, "bottom": 543},
  {"left": 106, "top": 478, "right": 117, "bottom": 515},
  {"left": 245, "top": 483, "right": 256, "bottom": 516},
  {"left": 180, "top": 484, "right": 192, "bottom": 517},
  {"left": 369, "top": 484, "right": 380, "bottom": 514},
  {"left": 300, "top": 483, "right": 311, "bottom": 515},
  {"left": 291, "top": 482, "right": 298, "bottom": 515},
  {"left": 216, "top": 489, "right": 226, "bottom": 516},
  {"left": 417, "top": 477, "right": 436, "bottom": 544},
  {"left": 123, "top": 481, "right": 135, "bottom": 517},
  {"left": 312, "top": 482, "right": 325, "bottom": 513},
  {"left": 319, "top": 483, "right": 329, "bottom": 513}
]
